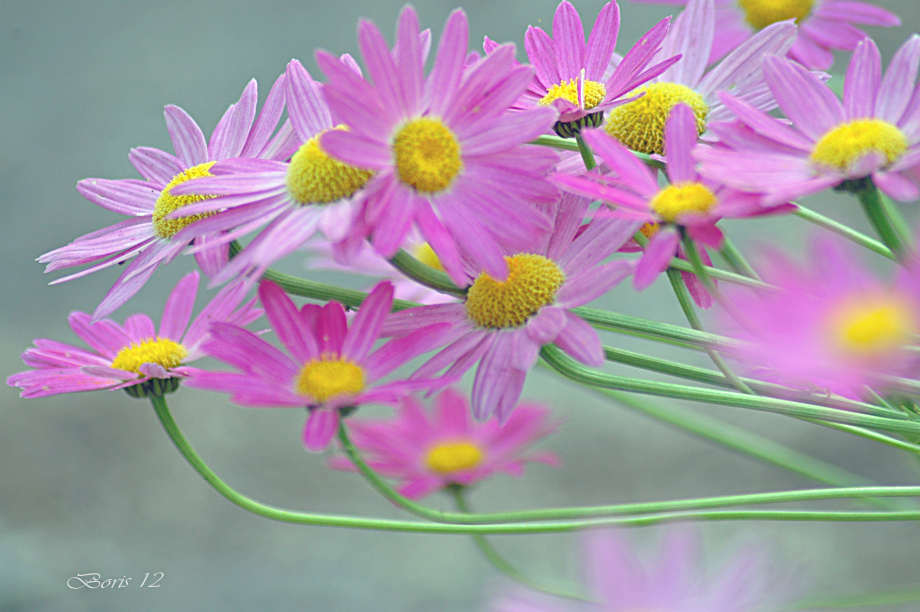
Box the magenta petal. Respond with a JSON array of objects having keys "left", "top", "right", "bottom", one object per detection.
[
  {"left": 557, "top": 260, "right": 633, "bottom": 307},
  {"left": 303, "top": 410, "right": 340, "bottom": 453},
  {"left": 874, "top": 171, "right": 920, "bottom": 202},
  {"left": 634, "top": 230, "right": 680, "bottom": 290},
  {"left": 209, "top": 79, "right": 257, "bottom": 160},
  {"left": 471, "top": 333, "right": 517, "bottom": 421},
  {"left": 876, "top": 35, "right": 920, "bottom": 124},
  {"left": 159, "top": 271, "right": 199, "bottom": 342},
  {"left": 663, "top": 104, "right": 700, "bottom": 184},
  {"left": 552, "top": 1, "right": 587, "bottom": 80},
  {"left": 259, "top": 281, "right": 318, "bottom": 363},
  {"left": 763, "top": 56, "right": 844, "bottom": 141},
  {"left": 428, "top": 9, "right": 468, "bottom": 116},
  {"left": 342, "top": 281, "right": 393, "bottom": 362},
  {"left": 163, "top": 105, "right": 208, "bottom": 168},
  {"left": 526, "top": 308, "right": 567, "bottom": 345},
  {"left": 585, "top": 1, "right": 620, "bottom": 81},
  {"left": 285, "top": 59, "right": 333, "bottom": 139},
  {"left": 554, "top": 312, "right": 603, "bottom": 366},
  {"left": 844, "top": 37, "right": 882, "bottom": 119},
  {"left": 318, "top": 301, "right": 348, "bottom": 354}
]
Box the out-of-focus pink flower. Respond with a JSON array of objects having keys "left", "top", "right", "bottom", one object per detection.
[
  {"left": 188, "top": 281, "right": 452, "bottom": 452},
  {"left": 330, "top": 387, "right": 559, "bottom": 498},
  {"left": 8, "top": 272, "right": 261, "bottom": 399}
]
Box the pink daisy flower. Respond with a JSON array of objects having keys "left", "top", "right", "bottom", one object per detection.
[
  {"left": 383, "top": 194, "right": 637, "bottom": 422},
  {"left": 715, "top": 236, "right": 920, "bottom": 399},
  {"left": 315, "top": 6, "right": 560, "bottom": 287},
  {"left": 7, "top": 272, "right": 262, "bottom": 399},
  {"left": 631, "top": 0, "right": 900, "bottom": 70},
  {"left": 39, "top": 77, "right": 298, "bottom": 320},
  {"left": 510, "top": 1, "right": 680, "bottom": 137},
  {"left": 493, "top": 529, "right": 784, "bottom": 612},
  {"left": 603, "top": 0, "right": 797, "bottom": 155},
  {"left": 329, "top": 387, "right": 559, "bottom": 499},
  {"left": 553, "top": 105, "right": 785, "bottom": 294},
  {"left": 188, "top": 280, "right": 452, "bottom": 452},
  {"left": 696, "top": 35, "right": 920, "bottom": 203},
  {"left": 168, "top": 58, "right": 380, "bottom": 286}
]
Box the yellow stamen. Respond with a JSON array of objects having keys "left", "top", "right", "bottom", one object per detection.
[
  {"left": 413, "top": 242, "right": 444, "bottom": 272},
  {"left": 604, "top": 83, "right": 709, "bottom": 155},
  {"left": 466, "top": 254, "right": 565, "bottom": 328},
  {"left": 649, "top": 182, "right": 717, "bottom": 223},
  {"left": 152, "top": 162, "right": 216, "bottom": 239},
  {"left": 738, "top": 0, "right": 814, "bottom": 30},
  {"left": 829, "top": 296, "right": 915, "bottom": 359},
  {"left": 425, "top": 441, "right": 484, "bottom": 474},
  {"left": 393, "top": 118, "right": 462, "bottom": 193},
  {"left": 295, "top": 356, "right": 365, "bottom": 403},
  {"left": 287, "top": 125, "right": 373, "bottom": 205},
  {"left": 810, "top": 119, "right": 908, "bottom": 173},
  {"left": 639, "top": 221, "right": 661, "bottom": 239},
  {"left": 539, "top": 79, "right": 607, "bottom": 110},
  {"left": 111, "top": 337, "right": 188, "bottom": 374}
]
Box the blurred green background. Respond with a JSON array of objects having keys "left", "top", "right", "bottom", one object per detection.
[{"left": 2, "top": 0, "right": 919, "bottom": 610}]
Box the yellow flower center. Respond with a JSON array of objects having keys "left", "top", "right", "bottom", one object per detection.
[
  {"left": 465, "top": 254, "right": 565, "bottom": 328},
  {"left": 539, "top": 79, "right": 607, "bottom": 110},
  {"left": 110, "top": 337, "right": 189, "bottom": 374},
  {"left": 393, "top": 118, "right": 463, "bottom": 193},
  {"left": 649, "top": 182, "right": 718, "bottom": 223},
  {"left": 639, "top": 221, "right": 661, "bottom": 239},
  {"left": 413, "top": 242, "right": 444, "bottom": 272},
  {"left": 425, "top": 441, "right": 484, "bottom": 474},
  {"left": 810, "top": 119, "right": 908, "bottom": 173},
  {"left": 295, "top": 356, "right": 366, "bottom": 403},
  {"left": 152, "top": 162, "right": 216, "bottom": 239},
  {"left": 738, "top": 0, "right": 814, "bottom": 30},
  {"left": 287, "top": 125, "right": 374, "bottom": 205},
  {"left": 604, "top": 83, "right": 709, "bottom": 155},
  {"left": 829, "top": 296, "right": 915, "bottom": 359}
]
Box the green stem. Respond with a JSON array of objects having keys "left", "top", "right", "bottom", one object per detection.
[
  {"left": 666, "top": 268, "right": 754, "bottom": 394},
  {"left": 152, "top": 394, "right": 920, "bottom": 530},
  {"left": 793, "top": 204, "right": 896, "bottom": 260},
  {"left": 680, "top": 233, "right": 722, "bottom": 302},
  {"left": 719, "top": 237, "right": 760, "bottom": 279},
  {"left": 856, "top": 183, "right": 908, "bottom": 259},
  {"left": 540, "top": 345, "right": 920, "bottom": 436},
  {"left": 878, "top": 189, "right": 915, "bottom": 254},
  {"left": 530, "top": 135, "right": 581, "bottom": 152},
  {"left": 575, "top": 134, "right": 597, "bottom": 170},
  {"left": 451, "top": 487, "right": 587, "bottom": 601},
  {"left": 388, "top": 249, "right": 467, "bottom": 297},
  {"left": 573, "top": 306, "right": 729, "bottom": 350},
  {"left": 790, "top": 588, "right": 920, "bottom": 610}
]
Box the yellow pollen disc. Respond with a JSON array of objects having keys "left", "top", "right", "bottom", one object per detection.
[
  {"left": 465, "top": 254, "right": 565, "bottom": 329},
  {"left": 152, "top": 162, "right": 217, "bottom": 239},
  {"left": 286, "top": 125, "right": 374, "bottom": 205},
  {"left": 650, "top": 182, "right": 717, "bottom": 223},
  {"left": 639, "top": 221, "right": 661, "bottom": 239},
  {"left": 604, "top": 83, "right": 708, "bottom": 155},
  {"left": 830, "top": 297, "right": 915, "bottom": 358},
  {"left": 110, "top": 337, "right": 188, "bottom": 374},
  {"left": 295, "top": 356, "right": 366, "bottom": 403},
  {"left": 810, "top": 119, "right": 908, "bottom": 172},
  {"left": 425, "top": 441, "right": 484, "bottom": 474},
  {"left": 413, "top": 242, "right": 444, "bottom": 272},
  {"left": 738, "top": 0, "right": 814, "bottom": 29},
  {"left": 393, "top": 118, "right": 462, "bottom": 193},
  {"left": 539, "top": 79, "right": 607, "bottom": 110}
]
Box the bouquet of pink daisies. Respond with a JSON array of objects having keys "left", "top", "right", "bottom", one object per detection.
[{"left": 11, "top": 0, "right": 920, "bottom": 608}]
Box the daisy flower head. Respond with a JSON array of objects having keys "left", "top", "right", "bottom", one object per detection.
[
  {"left": 631, "top": 0, "right": 900, "bottom": 70},
  {"left": 518, "top": 1, "right": 682, "bottom": 138},
  {"left": 697, "top": 35, "right": 920, "bottom": 204},
  {"left": 39, "top": 77, "right": 298, "bottom": 321},
  {"left": 329, "top": 387, "right": 559, "bottom": 499},
  {"left": 603, "top": 0, "right": 797, "bottom": 155},
  {"left": 554, "top": 104, "right": 785, "bottom": 293},
  {"left": 315, "top": 6, "right": 561, "bottom": 287},
  {"left": 493, "top": 529, "right": 784, "bottom": 612},
  {"left": 383, "top": 194, "right": 638, "bottom": 422},
  {"left": 8, "top": 272, "right": 262, "bottom": 400},
  {"left": 168, "top": 58, "right": 380, "bottom": 287},
  {"left": 715, "top": 236, "right": 920, "bottom": 399},
  {"left": 188, "top": 280, "right": 453, "bottom": 452}
]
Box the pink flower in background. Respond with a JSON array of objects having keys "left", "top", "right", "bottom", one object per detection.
[
  {"left": 553, "top": 105, "right": 783, "bottom": 294},
  {"left": 603, "top": 0, "right": 796, "bottom": 155},
  {"left": 8, "top": 272, "right": 262, "bottom": 399},
  {"left": 169, "top": 59, "right": 378, "bottom": 286},
  {"left": 330, "top": 387, "right": 559, "bottom": 498},
  {"left": 631, "top": 0, "right": 900, "bottom": 70},
  {"left": 383, "top": 195, "right": 637, "bottom": 422},
  {"left": 316, "top": 6, "right": 559, "bottom": 287},
  {"left": 715, "top": 237, "right": 920, "bottom": 399},
  {"left": 39, "top": 77, "right": 298, "bottom": 320},
  {"left": 493, "top": 529, "right": 784, "bottom": 612},
  {"left": 188, "top": 281, "right": 452, "bottom": 452},
  {"left": 697, "top": 36, "right": 920, "bottom": 203},
  {"left": 512, "top": 1, "right": 678, "bottom": 135}
]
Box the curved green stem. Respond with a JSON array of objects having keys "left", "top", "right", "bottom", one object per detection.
[
  {"left": 575, "top": 134, "right": 597, "bottom": 170},
  {"left": 719, "top": 237, "right": 760, "bottom": 279},
  {"left": 152, "top": 394, "right": 920, "bottom": 530},
  {"left": 793, "top": 204, "right": 896, "bottom": 260},
  {"left": 388, "top": 249, "right": 467, "bottom": 298},
  {"left": 856, "top": 183, "right": 909, "bottom": 259}
]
